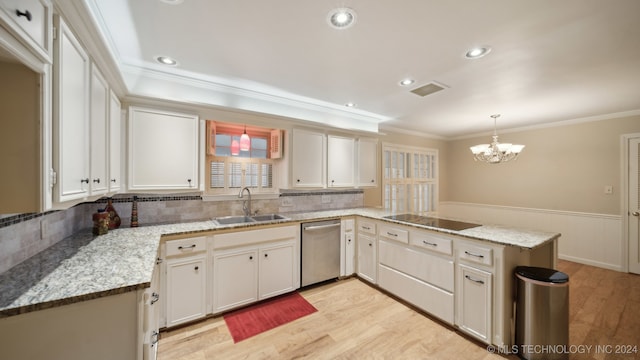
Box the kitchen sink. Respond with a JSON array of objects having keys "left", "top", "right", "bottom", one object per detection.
[
  {"left": 212, "top": 216, "right": 256, "bottom": 225},
  {"left": 212, "top": 214, "right": 289, "bottom": 226},
  {"left": 251, "top": 214, "right": 289, "bottom": 222}
]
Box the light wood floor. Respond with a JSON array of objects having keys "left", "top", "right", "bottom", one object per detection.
[{"left": 158, "top": 261, "right": 640, "bottom": 359}]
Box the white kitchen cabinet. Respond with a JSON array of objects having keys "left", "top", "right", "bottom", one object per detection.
[
  {"left": 0, "top": 0, "right": 52, "bottom": 62},
  {"left": 341, "top": 218, "right": 355, "bottom": 276},
  {"left": 89, "top": 63, "right": 108, "bottom": 195},
  {"left": 291, "top": 128, "right": 325, "bottom": 187},
  {"left": 53, "top": 15, "right": 90, "bottom": 203},
  {"left": 212, "top": 225, "right": 298, "bottom": 313},
  {"left": 108, "top": 90, "right": 121, "bottom": 192},
  {"left": 356, "top": 138, "right": 378, "bottom": 187},
  {"left": 213, "top": 247, "right": 259, "bottom": 313},
  {"left": 356, "top": 220, "right": 377, "bottom": 284},
  {"left": 128, "top": 107, "right": 199, "bottom": 191},
  {"left": 327, "top": 135, "right": 355, "bottom": 187},
  {"left": 166, "top": 255, "right": 207, "bottom": 327},
  {"left": 457, "top": 264, "right": 492, "bottom": 343},
  {"left": 258, "top": 242, "right": 296, "bottom": 299},
  {"left": 141, "top": 253, "right": 161, "bottom": 360}
]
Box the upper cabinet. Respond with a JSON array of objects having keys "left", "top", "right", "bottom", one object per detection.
[
  {"left": 291, "top": 129, "right": 378, "bottom": 189},
  {"left": 0, "top": 0, "right": 52, "bottom": 62},
  {"left": 291, "top": 129, "right": 325, "bottom": 188},
  {"left": 89, "top": 64, "right": 109, "bottom": 195},
  {"left": 357, "top": 138, "right": 378, "bottom": 187},
  {"left": 128, "top": 107, "right": 199, "bottom": 191},
  {"left": 327, "top": 135, "right": 355, "bottom": 187},
  {"left": 108, "top": 91, "right": 121, "bottom": 193},
  {"left": 53, "top": 15, "right": 90, "bottom": 203}
]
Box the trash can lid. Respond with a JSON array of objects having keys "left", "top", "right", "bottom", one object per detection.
[{"left": 515, "top": 266, "right": 569, "bottom": 283}]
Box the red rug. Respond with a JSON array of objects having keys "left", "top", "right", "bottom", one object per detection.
[{"left": 224, "top": 292, "right": 317, "bottom": 343}]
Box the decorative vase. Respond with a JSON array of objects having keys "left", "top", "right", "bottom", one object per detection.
[
  {"left": 92, "top": 209, "right": 109, "bottom": 235},
  {"left": 105, "top": 198, "right": 121, "bottom": 229},
  {"left": 131, "top": 196, "right": 139, "bottom": 227}
]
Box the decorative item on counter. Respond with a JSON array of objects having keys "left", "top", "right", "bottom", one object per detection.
[
  {"left": 131, "top": 196, "right": 139, "bottom": 227},
  {"left": 92, "top": 208, "right": 109, "bottom": 235},
  {"left": 105, "top": 197, "right": 121, "bottom": 229}
]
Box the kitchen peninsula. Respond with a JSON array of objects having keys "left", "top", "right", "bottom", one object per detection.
[{"left": 0, "top": 208, "right": 559, "bottom": 360}]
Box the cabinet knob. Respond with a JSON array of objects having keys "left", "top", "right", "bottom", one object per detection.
[
  {"left": 371, "top": 179, "right": 374, "bottom": 183},
  {"left": 16, "top": 9, "right": 32, "bottom": 21},
  {"left": 187, "top": 179, "right": 192, "bottom": 186},
  {"left": 81, "top": 178, "right": 89, "bottom": 184},
  {"left": 264, "top": 253, "right": 268, "bottom": 258},
  {"left": 111, "top": 179, "right": 117, "bottom": 183},
  {"left": 249, "top": 256, "right": 253, "bottom": 260},
  {"left": 194, "top": 266, "right": 199, "bottom": 271},
  {"left": 93, "top": 178, "right": 100, "bottom": 184},
  {"left": 297, "top": 179, "right": 301, "bottom": 183},
  {"left": 368, "top": 242, "right": 372, "bottom": 247},
  {"left": 156, "top": 257, "right": 163, "bottom": 265}
]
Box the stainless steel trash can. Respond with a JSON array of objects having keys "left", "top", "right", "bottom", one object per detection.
[{"left": 515, "top": 266, "right": 569, "bottom": 360}]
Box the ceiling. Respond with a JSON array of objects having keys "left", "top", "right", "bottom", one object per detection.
[{"left": 85, "top": 0, "right": 640, "bottom": 137}]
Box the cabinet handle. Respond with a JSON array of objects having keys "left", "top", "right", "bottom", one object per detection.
[
  {"left": 464, "top": 250, "right": 484, "bottom": 258},
  {"left": 422, "top": 240, "right": 438, "bottom": 247},
  {"left": 368, "top": 242, "right": 373, "bottom": 247},
  {"left": 264, "top": 253, "right": 268, "bottom": 258},
  {"left": 194, "top": 266, "right": 199, "bottom": 271},
  {"left": 370, "top": 179, "right": 374, "bottom": 183},
  {"left": 178, "top": 244, "right": 196, "bottom": 250},
  {"left": 16, "top": 9, "right": 32, "bottom": 21},
  {"left": 465, "top": 275, "right": 485, "bottom": 285},
  {"left": 387, "top": 232, "right": 398, "bottom": 237},
  {"left": 348, "top": 239, "right": 351, "bottom": 243},
  {"left": 151, "top": 292, "right": 159, "bottom": 305},
  {"left": 111, "top": 179, "right": 117, "bottom": 183},
  {"left": 93, "top": 178, "right": 100, "bottom": 184},
  {"left": 151, "top": 331, "right": 159, "bottom": 347},
  {"left": 156, "top": 257, "right": 163, "bottom": 265},
  {"left": 187, "top": 179, "right": 192, "bottom": 186},
  {"left": 249, "top": 255, "right": 253, "bottom": 260},
  {"left": 81, "top": 178, "right": 89, "bottom": 184},
  {"left": 297, "top": 179, "right": 301, "bottom": 183},
  {"left": 362, "top": 226, "right": 371, "bottom": 230}
]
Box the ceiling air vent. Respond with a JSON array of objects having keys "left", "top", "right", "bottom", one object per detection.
[{"left": 410, "top": 82, "right": 447, "bottom": 97}]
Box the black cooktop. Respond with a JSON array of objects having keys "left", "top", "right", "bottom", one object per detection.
[{"left": 383, "top": 214, "right": 481, "bottom": 231}]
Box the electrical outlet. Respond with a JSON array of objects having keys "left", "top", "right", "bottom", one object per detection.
[
  {"left": 40, "top": 220, "right": 48, "bottom": 240},
  {"left": 604, "top": 185, "right": 613, "bottom": 195},
  {"left": 281, "top": 197, "right": 293, "bottom": 207},
  {"left": 322, "top": 195, "right": 331, "bottom": 204}
]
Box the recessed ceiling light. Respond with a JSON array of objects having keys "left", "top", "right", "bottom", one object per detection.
[
  {"left": 327, "top": 8, "right": 357, "bottom": 29},
  {"left": 156, "top": 56, "right": 178, "bottom": 66},
  {"left": 345, "top": 102, "right": 357, "bottom": 107},
  {"left": 159, "top": 0, "right": 184, "bottom": 4},
  {"left": 465, "top": 46, "right": 491, "bottom": 59},
  {"left": 399, "top": 79, "right": 415, "bottom": 86}
]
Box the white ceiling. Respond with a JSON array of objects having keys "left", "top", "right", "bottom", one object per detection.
[{"left": 85, "top": 0, "right": 640, "bottom": 137}]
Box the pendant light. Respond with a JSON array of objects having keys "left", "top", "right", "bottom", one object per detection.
[
  {"left": 231, "top": 139, "right": 240, "bottom": 155},
  {"left": 470, "top": 114, "right": 525, "bottom": 164},
  {"left": 240, "top": 124, "right": 250, "bottom": 151}
]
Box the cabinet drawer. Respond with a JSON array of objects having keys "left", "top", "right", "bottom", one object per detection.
[
  {"left": 379, "top": 264, "right": 453, "bottom": 324},
  {"left": 379, "top": 240, "right": 454, "bottom": 292},
  {"left": 0, "top": 0, "right": 50, "bottom": 56},
  {"left": 458, "top": 242, "right": 493, "bottom": 267},
  {"left": 166, "top": 236, "right": 206, "bottom": 257},
  {"left": 357, "top": 220, "right": 376, "bottom": 235},
  {"left": 410, "top": 230, "right": 453, "bottom": 256},
  {"left": 378, "top": 224, "right": 409, "bottom": 244}
]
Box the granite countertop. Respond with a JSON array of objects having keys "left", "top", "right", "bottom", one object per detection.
[{"left": 0, "top": 208, "right": 560, "bottom": 317}]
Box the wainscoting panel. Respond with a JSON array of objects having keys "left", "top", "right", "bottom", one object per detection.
[{"left": 438, "top": 202, "right": 623, "bottom": 271}]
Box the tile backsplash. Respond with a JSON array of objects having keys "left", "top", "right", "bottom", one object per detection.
[{"left": 0, "top": 190, "right": 363, "bottom": 274}]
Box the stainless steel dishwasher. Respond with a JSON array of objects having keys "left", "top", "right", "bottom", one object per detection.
[{"left": 301, "top": 219, "right": 341, "bottom": 287}]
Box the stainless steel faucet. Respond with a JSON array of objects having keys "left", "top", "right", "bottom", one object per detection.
[{"left": 238, "top": 186, "right": 251, "bottom": 217}]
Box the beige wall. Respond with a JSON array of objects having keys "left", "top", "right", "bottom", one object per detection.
[{"left": 443, "top": 114, "right": 640, "bottom": 215}]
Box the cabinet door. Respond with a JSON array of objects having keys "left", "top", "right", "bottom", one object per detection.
[
  {"left": 108, "top": 91, "right": 121, "bottom": 192},
  {"left": 357, "top": 138, "right": 378, "bottom": 187},
  {"left": 258, "top": 242, "right": 295, "bottom": 299},
  {"left": 291, "top": 129, "right": 325, "bottom": 187},
  {"left": 166, "top": 255, "right": 207, "bottom": 327},
  {"left": 344, "top": 231, "right": 355, "bottom": 275},
  {"left": 357, "top": 233, "right": 377, "bottom": 283},
  {"left": 327, "top": 135, "right": 355, "bottom": 187},
  {"left": 0, "top": 0, "right": 52, "bottom": 61},
  {"left": 129, "top": 107, "right": 199, "bottom": 190},
  {"left": 213, "top": 248, "right": 258, "bottom": 313},
  {"left": 142, "top": 253, "right": 161, "bottom": 360},
  {"left": 89, "top": 64, "right": 108, "bottom": 195},
  {"left": 457, "top": 264, "right": 492, "bottom": 343},
  {"left": 54, "top": 16, "right": 90, "bottom": 202}
]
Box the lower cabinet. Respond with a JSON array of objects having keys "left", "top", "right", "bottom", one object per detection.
[
  {"left": 212, "top": 225, "right": 299, "bottom": 314},
  {"left": 141, "top": 254, "right": 161, "bottom": 360},
  {"left": 456, "top": 263, "right": 492, "bottom": 343},
  {"left": 165, "top": 255, "right": 207, "bottom": 327},
  {"left": 356, "top": 219, "right": 377, "bottom": 283}
]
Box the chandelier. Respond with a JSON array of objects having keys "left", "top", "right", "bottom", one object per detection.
[{"left": 470, "top": 114, "right": 525, "bottom": 164}]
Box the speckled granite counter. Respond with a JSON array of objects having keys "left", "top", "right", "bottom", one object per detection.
[{"left": 0, "top": 208, "right": 559, "bottom": 318}]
